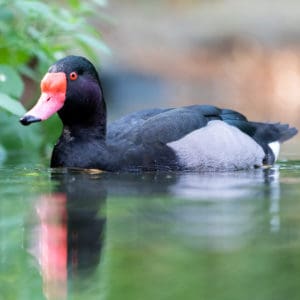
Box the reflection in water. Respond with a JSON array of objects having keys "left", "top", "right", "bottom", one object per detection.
[
  {"left": 26, "top": 166, "right": 281, "bottom": 299},
  {"left": 33, "top": 193, "right": 68, "bottom": 299},
  {"left": 28, "top": 171, "right": 106, "bottom": 300},
  {"left": 169, "top": 167, "right": 279, "bottom": 199},
  {"left": 168, "top": 168, "right": 281, "bottom": 249},
  {"left": 101, "top": 168, "right": 281, "bottom": 252}
]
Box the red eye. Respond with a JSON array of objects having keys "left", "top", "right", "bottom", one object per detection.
[{"left": 69, "top": 72, "right": 78, "bottom": 81}]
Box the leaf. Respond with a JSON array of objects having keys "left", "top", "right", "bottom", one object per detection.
[
  {"left": 16, "top": 1, "right": 52, "bottom": 18},
  {"left": 0, "top": 93, "right": 26, "bottom": 116},
  {"left": 0, "top": 111, "right": 42, "bottom": 152},
  {"left": 0, "top": 65, "right": 24, "bottom": 99},
  {"left": 67, "top": 0, "right": 81, "bottom": 9}
]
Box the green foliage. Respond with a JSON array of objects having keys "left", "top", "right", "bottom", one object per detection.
[
  {"left": 0, "top": 65, "right": 24, "bottom": 99},
  {"left": 0, "top": 65, "right": 26, "bottom": 115},
  {"left": 0, "top": 0, "right": 109, "bottom": 70},
  {"left": 0, "top": 0, "right": 109, "bottom": 162}
]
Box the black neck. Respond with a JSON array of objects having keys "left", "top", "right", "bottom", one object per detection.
[{"left": 59, "top": 97, "right": 107, "bottom": 140}]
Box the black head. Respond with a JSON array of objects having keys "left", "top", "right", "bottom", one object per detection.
[
  {"left": 49, "top": 55, "right": 101, "bottom": 85},
  {"left": 20, "top": 56, "right": 106, "bottom": 133},
  {"left": 52, "top": 56, "right": 106, "bottom": 127}
]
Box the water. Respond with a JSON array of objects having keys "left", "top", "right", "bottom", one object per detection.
[{"left": 1, "top": 160, "right": 300, "bottom": 300}]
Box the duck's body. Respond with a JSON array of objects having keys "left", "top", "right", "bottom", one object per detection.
[{"left": 20, "top": 56, "right": 297, "bottom": 171}]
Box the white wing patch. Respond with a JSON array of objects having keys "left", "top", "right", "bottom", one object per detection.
[
  {"left": 167, "top": 120, "right": 265, "bottom": 171},
  {"left": 268, "top": 141, "right": 280, "bottom": 161}
]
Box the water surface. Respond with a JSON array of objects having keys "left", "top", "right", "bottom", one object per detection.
[{"left": 1, "top": 161, "right": 300, "bottom": 300}]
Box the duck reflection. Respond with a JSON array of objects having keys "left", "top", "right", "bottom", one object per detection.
[
  {"left": 29, "top": 170, "right": 106, "bottom": 300},
  {"left": 168, "top": 167, "right": 281, "bottom": 249},
  {"left": 28, "top": 166, "right": 281, "bottom": 299},
  {"left": 101, "top": 167, "right": 281, "bottom": 251}
]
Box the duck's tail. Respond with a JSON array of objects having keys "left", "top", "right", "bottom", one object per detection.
[
  {"left": 251, "top": 122, "right": 298, "bottom": 164},
  {"left": 220, "top": 108, "right": 297, "bottom": 164},
  {"left": 220, "top": 109, "right": 298, "bottom": 143},
  {"left": 252, "top": 122, "right": 298, "bottom": 144}
]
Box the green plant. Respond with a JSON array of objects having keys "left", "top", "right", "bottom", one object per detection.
[{"left": 0, "top": 0, "right": 109, "bottom": 162}]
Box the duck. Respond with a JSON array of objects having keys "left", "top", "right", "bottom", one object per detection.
[{"left": 20, "top": 55, "right": 297, "bottom": 172}]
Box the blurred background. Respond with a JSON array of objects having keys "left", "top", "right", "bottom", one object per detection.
[
  {"left": 1, "top": 0, "right": 300, "bottom": 161},
  {"left": 99, "top": 0, "right": 300, "bottom": 130}
]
